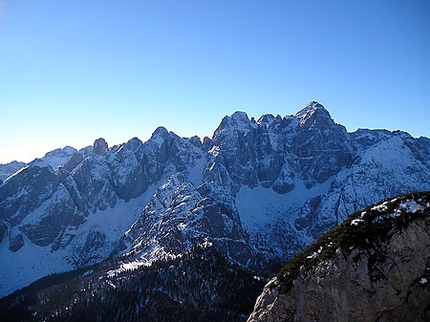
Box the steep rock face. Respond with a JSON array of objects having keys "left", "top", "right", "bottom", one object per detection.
[
  {"left": 121, "top": 172, "right": 256, "bottom": 269},
  {"left": 206, "top": 102, "right": 355, "bottom": 194},
  {"left": 20, "top": 184, "right": 84, "bottom": 248},
  {"left": 248, "top": 192, "right": 430, "bottom": 321},
  {"left": 0, "top": 160, "right": 59, "bottom": 226},
  {"left": 209, "top": 103, "right": 430, "bottom": 264},
  {"left": 206, "top": 101, "right": 355, "bottom": 198},
  {"left": 121, "top": 173, "right": 206, "bottom": 260},
  {"left": 292, "top": 102, "right": 354, "bottom": 187},
  {"left": 0, "top": 129, "right": 206, "bottom": 296}
]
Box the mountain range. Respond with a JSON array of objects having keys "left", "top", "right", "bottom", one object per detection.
[{"left": 1, "top": 101, "right": 430, "bottom": 320}]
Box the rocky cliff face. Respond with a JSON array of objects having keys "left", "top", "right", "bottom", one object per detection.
[
  {"left": 248, "top": 191, "right": 430, "bottom": 321},
  {"left": 1, "top": 101, "right": 430, "bottom": 299}
]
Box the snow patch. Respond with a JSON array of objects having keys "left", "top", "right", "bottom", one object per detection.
[
  {"left": 187, "top": 155, "right": 206, "bottom": 187},
  {"left": 351, "top": 218, "right": 365, "bottom": 226},
  {"left": 371, "top": 201, "right": 388, "bottom": 212},
  {"left": 0, "top": 234, "right": 73, "bottom": 298},
  {"left": 372, "top": 199, "right": 423, "bottom": 223},
  {"left": 419, "top": 277, "right": 428, "bottom": 285},
  {"left": 236, "top": 179, "right": 333, "bottom": 234},
  {"left": 399, "top": 200, "right": 422, "bottom": 213},
  {"left": 208, "top": 145, "right": 220, "bottom": 157},
  {"left": 307, "top": 246, "right": 323, "bottom": 259}
]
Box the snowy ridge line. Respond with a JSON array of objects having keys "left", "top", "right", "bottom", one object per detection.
[{"left": 1, "top": 101, "right": 430, "bottom": 300}]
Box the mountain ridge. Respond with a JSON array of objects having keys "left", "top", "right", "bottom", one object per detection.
[{"left": 1, "top": 101, "right": 430, "bottom": 304}]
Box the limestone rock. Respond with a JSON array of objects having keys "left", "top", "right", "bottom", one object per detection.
[{"left": 248, "top": 192, "right": 430, "bottom": 321}]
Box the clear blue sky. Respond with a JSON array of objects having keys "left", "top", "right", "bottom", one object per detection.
[{"left": 1, "top": 0, "right": 429, "bottom": 164}]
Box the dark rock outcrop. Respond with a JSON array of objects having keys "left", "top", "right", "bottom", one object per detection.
[
  {"left": 8, "top": 233, "right": 24, "bottom": 252},
  {"left": 93, "top": 138, "right": 109, "bottom": 156}
]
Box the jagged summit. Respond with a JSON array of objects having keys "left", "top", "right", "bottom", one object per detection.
[
  {"left": 151, "top": 126, "right": 169, "bottom": 138},
  {"left": 295, "top": 101, "right": 334, "bottom": 128},
  {"left": 213, "top": 111, "right": 257, "bottom": 139},
  {"left": 1, "top": 100, "right": 430, "bottom": 317},
  {"left": 215, "top": 102, "right": 333, "bottom": 139},
  {"left": 217, "top": 111, "right": 251, "bottom": 128},
  {"left": 229, "top": 111, "right": 250, "bottom": 122},
  {"left": 296, "top": 100, "right": 326, "bottom": 114}
]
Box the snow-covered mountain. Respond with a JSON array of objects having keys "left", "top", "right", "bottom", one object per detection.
[{"left": 1, "top": 101, "right": 430, "bottom": 299}]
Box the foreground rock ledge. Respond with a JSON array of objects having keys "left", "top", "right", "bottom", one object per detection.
[{"left": 248, "top": 209, "right": 430, "bottom": 321}]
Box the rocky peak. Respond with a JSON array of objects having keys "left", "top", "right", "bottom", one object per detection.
[
  {"left": 93, "top": 138, "right": 109, "bottom": 156},
  {"left": 123, "top": 137, "right": 143, "bottom": 152},
  {"left": 256, "top": 114, "right": 283, "bottom": 129},
  {"left": 295, "top": 100, "right": 325, "bottom": 115},
  {"left": 188, "top": 135, "right": 203, "bottom": 149},
  {"left": 213, "top": 111, "right": 257, "bottom": 141},
  {"left": 151, "top": 126, "right": 169, "bottom": 139},
  {"left": 41, "top": 146, "right": 78, "bottom": 171},
  {"left": 228, "top": 111, "right": 250, "bottom": 123},
  {"left": 28, "top": 158, "right": 52, "bottom": 169},
  {"left": 0, "top": 158, "right": 59, "bottom": 226},
  {"left": 295, "top": 101, "right": 333, "bottom": 128},
  {"left": 148, "top": 127, "right": 171, "bottom": 150}
]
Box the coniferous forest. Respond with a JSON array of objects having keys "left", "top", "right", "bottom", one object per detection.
[{"left": 0, "top": 245, "right": 267, "bottom": 322}]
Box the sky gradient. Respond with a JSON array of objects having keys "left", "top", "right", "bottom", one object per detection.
[{"left": 1, "top": 0, "right": 429, "bottom": 164}]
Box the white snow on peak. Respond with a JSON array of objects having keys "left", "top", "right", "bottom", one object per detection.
[
  {"left": 230, "top": 111, "right": 250, "bottom": 122},
  {"left": 0, "top": 161, "right": 26, "bottom": 181},
  {"left": 215, "top": 111, "right": 258, "bottom": 137},
  {"left": 257, "top": 114, "right": 276, "bottom": 125},
  {"left": 42, "top": 146, "right": 78, "bottom": 170},
  {"left": 360, "top": 135, "right": 412, "bottom": 165},
  {"left": 149, "top": 127, "right": 169, "bottom": 148},
  {"left": 29, "top": 158, "right": 52, "bottom": 169},
  {"left": 256, "top": 114, "right": 283, "bottom": 129},
  {"left": 293, "top": 101, "right": 332, "bottom": 127},
  {"left": 295, "top": 101, "right": 324, "bottom": 117}
]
